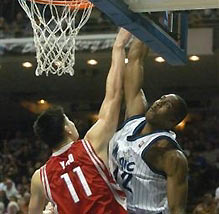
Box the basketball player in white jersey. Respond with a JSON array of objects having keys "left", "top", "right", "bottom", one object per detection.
[{"left": 109, "top": 38, "right": 188, "bottom": 214}]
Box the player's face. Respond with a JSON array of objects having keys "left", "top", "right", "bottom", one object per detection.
[
  {"left": 64, "top": 115, "right": 79, "bottom": 141},
  {"left": 146, "top": 94, "right": 178, "bottom": 128}
]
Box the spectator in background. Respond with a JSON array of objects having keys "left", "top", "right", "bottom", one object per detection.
[
  {"left": 8, "top": 131, "right": 26, "bottom": 153},
  {"left": 193, "top": 193, "right": 216, "bottom": 214},
  {"left": 0, "top": 178, "right": 19, "bottom": 201},
  {"left": 18, "top": 192, "right": 30, "bottom": 214},
  {"left": 215, "top": 187, "right": 219, "bottom": 214},
  {"left": 7, "top": 196, "right": 20, "bottom": 214},
  {"left": 202, "top": 143, "right": 219, "bottom": 166},
  {"left": 0, "top": 190, "right": 7, "bottom": 213},
  {"left": 11, "top": 12, "right": 28, "bottom": 37},
  {"left": 0, "top": 17, "right": 9, "bottom": 38},
  {"left": 215, "top": 187, "right": 219, "bottom": 200},
  {"left": 0, "top": 201, "right": 4, "bottom": 214}
]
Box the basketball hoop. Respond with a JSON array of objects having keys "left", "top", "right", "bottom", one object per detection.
[
  {"left": 29, "top": 0, "right": 92, "bottom": 8},
  {"left": 18, "top": 0, "right": 93, "bottom": 76}
]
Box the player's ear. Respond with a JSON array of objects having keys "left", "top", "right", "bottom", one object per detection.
[{"left": 65, "top": 125, "right": 72, "bottom": 136}]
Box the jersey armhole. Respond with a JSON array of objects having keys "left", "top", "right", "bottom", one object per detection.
[
  {"left": 40, "top": 166, "right": 50, "bottom": 201},
  {"left": 141, "top": 135, "right": 182, "bottom": 177}
]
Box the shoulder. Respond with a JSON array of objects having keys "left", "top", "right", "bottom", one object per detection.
[
  {"left": 31, "top": 169, "right": 42, "bottom": 188},
  {"left": 32, "top": 169, "right": 40, "bottom": 178},
  {"left": 143, "top": 137, "right": 181, "bottom": 160},
  {"left": 162, "top": 146, "right": 188, "bottom": 178},
  {"left": 164, "top": 149, "right": 187, "bottom": 166},
  {"left": 143, "top": 137, "right": 188, "bottom": 178},
  {"left": 30, "top": 169, "right": 47, "bottom": 201}
]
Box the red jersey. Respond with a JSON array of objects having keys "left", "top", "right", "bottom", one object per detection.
[{"left": 40, "top": 139, "right": 127, "bottom": 214}]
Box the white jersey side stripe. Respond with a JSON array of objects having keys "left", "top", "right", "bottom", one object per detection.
[{"left": 82, "top": 140, "right": 127, "bottom": 210}]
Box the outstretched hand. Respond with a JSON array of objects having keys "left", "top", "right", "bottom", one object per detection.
[{"left": 114, "top": 28, "right": 132, "bottom": 48}]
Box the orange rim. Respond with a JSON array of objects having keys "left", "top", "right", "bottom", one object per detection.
[{"left": 29, "top": 0, "right": 93, "bottom": 9}]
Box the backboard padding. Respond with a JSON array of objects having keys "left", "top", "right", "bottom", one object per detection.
[{"left": 89, "top": 0, "right": 188, "bottom": 65}]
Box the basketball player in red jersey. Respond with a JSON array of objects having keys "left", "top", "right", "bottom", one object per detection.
[{"left": 28, "top": 28, "right": 131, "bottom": 214}]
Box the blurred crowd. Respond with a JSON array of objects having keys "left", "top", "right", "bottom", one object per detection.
[
  {"left": 176, "top": 112, "right": 219, "bottom": 213},
  {"left": 1, "top": 0, "right": 219, "bottom": 39},
  {"left": 0, "top": 0, "right": 116, "bottom": 39},
  {"left": 0, "top": 111, "right": 218, "bottom": 213},
  {"left": 189, "top": 9, "right": 219, "bottom": 27},
  {"left": 0, "top": 130, "right": 50, "bottom": 214}
]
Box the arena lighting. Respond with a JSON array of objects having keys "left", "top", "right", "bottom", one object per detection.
[
  {"left": 38, "top": 99, "right": 46, "bottom": 104},
  {"left": 22, "top": 61, "right": 33, "bottom": 68},
  {"left": 189, "top": 55, "right": 200, "bottom": 61},
  {"left": 90, "top": 113, "right": 98, "bottom": 124},
  {"left": 155, "top": 57, "right": 165, "bottom": 63},
  {"left": 125, "top": 58, "right": 129, "bottom": 64},
  {"left": 87, "top": 59, "right": 98, "bottom": 65}
]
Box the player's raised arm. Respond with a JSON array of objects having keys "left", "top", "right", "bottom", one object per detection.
[
  {"left": 85, "top": 28, "right": 132, "bottom": 164},
  {"left": 164, "top": 149, "right": 188, "bottom": 214},
  {"left": 125, "top": 38, "right": 149, "bottom": 119},
  {"left": 28, "top": 170, "right": 46, "bottom": 214}
]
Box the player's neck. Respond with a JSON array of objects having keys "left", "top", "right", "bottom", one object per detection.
[
  {"left": 141, "top": 123, "right": 164, "bottom": 135},
  {"left": 53, "top": 138, "right": 73, "bottom": 152}
]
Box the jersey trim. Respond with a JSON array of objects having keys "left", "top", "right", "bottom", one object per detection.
[
  {"left": 40, "top": 166, "right": 50, "bottom": 201},
  {"left": 41, "top": 165, "right": 59, "bottom": 214},
  {"left": 82, "top": 140, "right": 127, "bottom": 210},
  {"left": 42, "top": 165, "right": 55, "bottom": 203},
  {"left": 127, "top": 120, "right": 146, "bottom": 139},
  {"left": 127, "top": 119, "right": 170, "bottom": 142},
  {"left": 52, "top": 142, "right": 73, "bottom": 156},
  {"left": 141, "top": 135, "right": 183, "bottom": 177},
  {"left": 83, "top": 139, "right": 105, "bottom": 171},
  {"left": 117, "top": 114, "right": 145, "bottom": 131}
]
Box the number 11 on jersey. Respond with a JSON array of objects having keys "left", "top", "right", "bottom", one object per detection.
[{"left": 61, "top": 166, "right": 92, "bottom": 203}]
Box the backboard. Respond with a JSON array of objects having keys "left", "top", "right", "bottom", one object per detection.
[
  {"left": 125, "top": 0, "right": 219, "bottom": 12},
  {"left": 89, "top": 0, "right": 218, "bottom": 65}
]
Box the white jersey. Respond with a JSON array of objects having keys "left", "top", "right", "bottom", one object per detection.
[{"left": 109, "top": 115, "right": 183, "bottom": 214}]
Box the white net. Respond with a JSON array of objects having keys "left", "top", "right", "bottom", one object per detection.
[{"left": 18, "top": 0, "right": 93, "bottom": 76}]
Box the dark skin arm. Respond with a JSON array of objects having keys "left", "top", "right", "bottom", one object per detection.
[
  {"left": 124, "top": 38, "right": 149, "bottom": 119},
  {"left": 143, "top": 139, "right": 188, "bottom": 214},
  {"left": 165, "top": 150, "right": 188, "bottom": 214}
]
